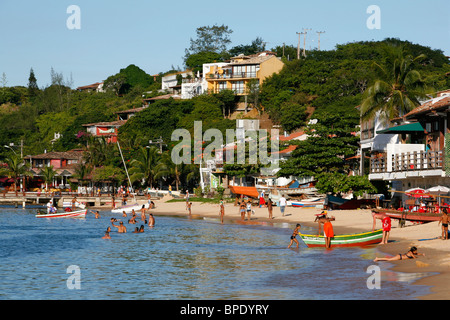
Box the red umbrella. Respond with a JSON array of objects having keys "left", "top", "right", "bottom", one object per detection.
[{"left": 405, "top": 188, "right": 431, "bottom": 198}]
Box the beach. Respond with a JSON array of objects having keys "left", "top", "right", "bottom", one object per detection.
[{"left": 148, "top": 196, "right": 450, "bottom": 300}]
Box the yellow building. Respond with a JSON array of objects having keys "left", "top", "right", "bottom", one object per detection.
[{"left": 205, "top": 52, "right": 284, "bottom": 96}]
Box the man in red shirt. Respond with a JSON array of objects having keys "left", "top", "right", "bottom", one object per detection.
[{"left": 381, "top": 214, "right": 391, "bottom": 244}]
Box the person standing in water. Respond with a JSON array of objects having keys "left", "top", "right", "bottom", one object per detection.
[
  {"left": 288, "top": 224, "right": 301, "bottom": 249},
  {"left": 219, "top": 200, "right": 225, "bottom": 224}
]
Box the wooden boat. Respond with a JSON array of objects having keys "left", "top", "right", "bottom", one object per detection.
[
  {"left": 228, "top": 185, "right": 259, "bottom": 198},
  {"left": 373, "top": 208, "right": 441, "bottom": 223},
  {"left": 35, "top": 209, "right": 87, "bottom": 218},
  {"left": 299, "top": 229, "right": 383, "bottom": 248},
  {"left": 287, "top": 198, "right": 325, "bottom": 208}
]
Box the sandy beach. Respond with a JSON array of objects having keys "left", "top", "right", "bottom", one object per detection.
[{"left": 146, "top": 196, "right": 450, "bottom": 300}]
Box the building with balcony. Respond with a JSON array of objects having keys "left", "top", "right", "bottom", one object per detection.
[
  {"left": 364, "top": 90, "right": 450, "bottom": 197},
  {"left": 26, "top": 150, "right": 84, "bottom": 189},
  {"left": 204, "top": 52, "right": 284, "bottom": 112},
  {"left": 82, "top": 120, "right": 126, "bottom": 144}
]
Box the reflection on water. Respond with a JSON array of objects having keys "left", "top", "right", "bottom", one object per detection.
[{"left": 0, "top": 209, "right": 432, "bottom": 300}]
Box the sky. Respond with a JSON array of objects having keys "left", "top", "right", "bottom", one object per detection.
[{"left": 0, "top": 0, "right": 449, "bottom": 88}]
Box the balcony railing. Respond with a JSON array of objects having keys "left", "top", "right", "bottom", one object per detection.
[
  {"left": 208, "top": 72, "right": 257, "bottom": 80},
  {"left": 370, "top": 150, "right": 444, "bottom": 174}
]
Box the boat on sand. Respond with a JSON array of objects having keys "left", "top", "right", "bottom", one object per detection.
[{"left": 299, "top": 229, "right": 383, "bottom": 248}]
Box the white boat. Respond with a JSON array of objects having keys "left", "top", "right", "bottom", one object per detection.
[
  {"left": 111, "top": 202, "right": 149, "bottom": 214},
  {"left": 35, "top": 209, "right": 87, "bottom": 218},
  {"left": 62, "top": 201, "right": 86, "bottom": 210}
]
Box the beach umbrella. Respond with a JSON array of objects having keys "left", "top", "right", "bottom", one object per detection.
[
  {"left": 405, "top": 188, "right": 430, "bottom": 198},
  {"left": 426, "top": 186, "right": 450, "bottom": 193}
]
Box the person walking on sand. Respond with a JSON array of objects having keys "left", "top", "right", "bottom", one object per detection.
[
  {"left": 374, "top": 246, "right": 425, "bottom": 262},
  {"left": 288, "top": 224, "right": 301, "bottom": 248},
  {"left": 267, "top": 199, "right": 273, "bottom": 219},
  {"left": 219, "top": 200, "right": 225, "bottom": 224},
  {"left": 439, "top": 207, "right": 449, "bottom": 240},
  {"left": 381, "top": 213, "right": 391, "bottom": 244},
  {"left": 279, "top": 195, "right": 287, "bottom": 216}
]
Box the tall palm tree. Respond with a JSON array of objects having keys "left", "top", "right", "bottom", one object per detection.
[
  {"left": 128, "top": 146, "right": 161, "bottom": 188},
  {"left": 360, "top": 44, "right": 430, "bottom": 122},
  {"left": 0, "top": 153, "right": 33, "bottom": 195}
]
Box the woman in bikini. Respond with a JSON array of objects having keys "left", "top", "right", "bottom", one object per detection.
[{"left": 373, "top": 246, "right": 425, "bottom": 262}]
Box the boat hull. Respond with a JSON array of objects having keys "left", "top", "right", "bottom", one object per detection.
[
  {"left": 35, "top": 209, "right": 87, "bottom": 218},
  {"left": 112, "top": 203, "right": 149, "bottom": 213},
  {"left": 374, "top": 209, "right": 441, "bottom": 222},
  {"left": 299, "top": 229, "right": 383, "bottom": 248}
]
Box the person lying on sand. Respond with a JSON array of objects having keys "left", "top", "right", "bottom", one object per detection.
[{"left": 373, "top": 246, "right": 425, "bottom": 262}]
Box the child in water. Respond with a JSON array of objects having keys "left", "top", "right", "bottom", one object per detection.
[{"left": 288, "top": 224, "right": 301, "bottom": 249}]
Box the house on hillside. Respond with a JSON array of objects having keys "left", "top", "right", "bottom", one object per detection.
[
  {"left": 204, "top": 52, "right": 284, "bottom": 112},
  {"left": 26, "top": 150, "right": 84, "bottom": 189},
  {"left": 161, "top": 70, "right": 194, "bottom": 94},
  {"left": 364, "top": 89, "right": 450, "bottom": 205},
  {"left": 76, "top": 82, "right": 105, "bottom": 93},
  {"left": 82, "top": 120, "right": 126, "bottom": 143}
]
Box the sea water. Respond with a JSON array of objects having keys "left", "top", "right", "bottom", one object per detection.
[{"left": 0, "top": 207, "right": 432, "bottom": 300}]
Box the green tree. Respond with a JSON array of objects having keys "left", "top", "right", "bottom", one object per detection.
[
  {"left": 28, "top": 68, "right": 39, "bottom": 99},
  {"left": 128, "top": 146, "right": 162, "bottom": 188},
  {"left": 0, "top": 153, "right": 33, "bottom": 195},
  {"left": 41, "top": 165, "right": 57, "bottom": 191},
  {"left": 184, "top": 24, "right": 233, "bottom": 63},
  {"left": 360, "top": 44, "right": 430, "bottom": 121}
]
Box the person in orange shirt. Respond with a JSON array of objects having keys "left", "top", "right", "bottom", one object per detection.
[{"left": 323, "top": 218, "right": 334, "bottom": 249}]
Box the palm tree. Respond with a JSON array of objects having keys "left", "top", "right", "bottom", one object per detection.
[
  {"left": 128, "top": 146, "right": 161, "bottom": 188},
  {"left": 158, "top": 152, "right": 198, "bottom": 191},
  {"left": 41, "top": 165, "right": 57, "bottom": 191},
  {"left": 0, "top": 153, "right": 33, "bottom": 195},
  {"left": 360, "top": 44, "right": 430, "bottom": 122}
]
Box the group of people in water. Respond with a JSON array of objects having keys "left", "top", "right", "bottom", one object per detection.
[{"left": 101, "top": 205, "right": 155, "bottom": 239}]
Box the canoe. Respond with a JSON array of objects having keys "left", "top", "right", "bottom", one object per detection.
[
  {"left": 35, "top": 209, "right": 87, "bottom": 218},
  {"left": 374, "top": 208, "right": 441, "bottom": 223},
  {"left": 299, "top": 229, "right": 383, "bottom": 248}
]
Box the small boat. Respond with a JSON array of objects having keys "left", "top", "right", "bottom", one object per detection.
[
  {"left": 299, "top": 229, "right": 383, "bottom": 248},
  {"left": 111, "top": 202, "right": 149, "bottom": 214},
  {"left": 287, "top": 198, "right": 325, "bottom": 208},
  {"left": 35, "top": 209, "right": 87, "bottom": 219},
  {"left": 374, "top": 208, "right": 441, "bottom": 223}
]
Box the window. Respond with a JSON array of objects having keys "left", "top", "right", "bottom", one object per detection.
[
  {"left": 232, "top": 81, "right": 245, "bottom": 94},
  {"left": 218, "top": 82, "right": 227, "bottom": 92}
]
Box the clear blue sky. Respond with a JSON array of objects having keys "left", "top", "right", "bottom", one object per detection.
[{"left": 1, "top": 0, "right": 449, "bottom": 88}]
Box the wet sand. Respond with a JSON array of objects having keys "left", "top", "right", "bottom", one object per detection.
[{"left": 138, "top": 196, "right": 449, "bottom": 300}]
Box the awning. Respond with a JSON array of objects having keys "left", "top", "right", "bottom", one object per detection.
[{"left": 376, "top": 122, "right": 425, "bottom": 134}]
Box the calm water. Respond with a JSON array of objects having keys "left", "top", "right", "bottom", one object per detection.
[{"left": 0, "top": 207, "right": 432, "bottom": 300}]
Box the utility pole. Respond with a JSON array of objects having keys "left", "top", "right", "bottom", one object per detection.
[
  {"left": 316, "top": 31, "right": 325, "bottom": 51},
  {"left": 302, "top": 28, "right": 311, "bottom": 57},
  {"left": 296, "top": 31, "right": 305, "bottom": 59}
]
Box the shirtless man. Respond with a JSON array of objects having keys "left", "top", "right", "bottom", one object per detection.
[
  {"left": 148, "top": 213, "right": 155, "bottom": 227},
  {"left": 439, "top": 208, "right": 449, "bottom": 240},
  {"left": 102, "top": 231, "right": 111, "bottom": 239},
  {"left": 113, "top": 221, "right": 127, "bottom": 233}
]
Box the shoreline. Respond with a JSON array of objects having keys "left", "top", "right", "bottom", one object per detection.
[{"left": 140, "top": 197, "right": 449, "bottom": 300}]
